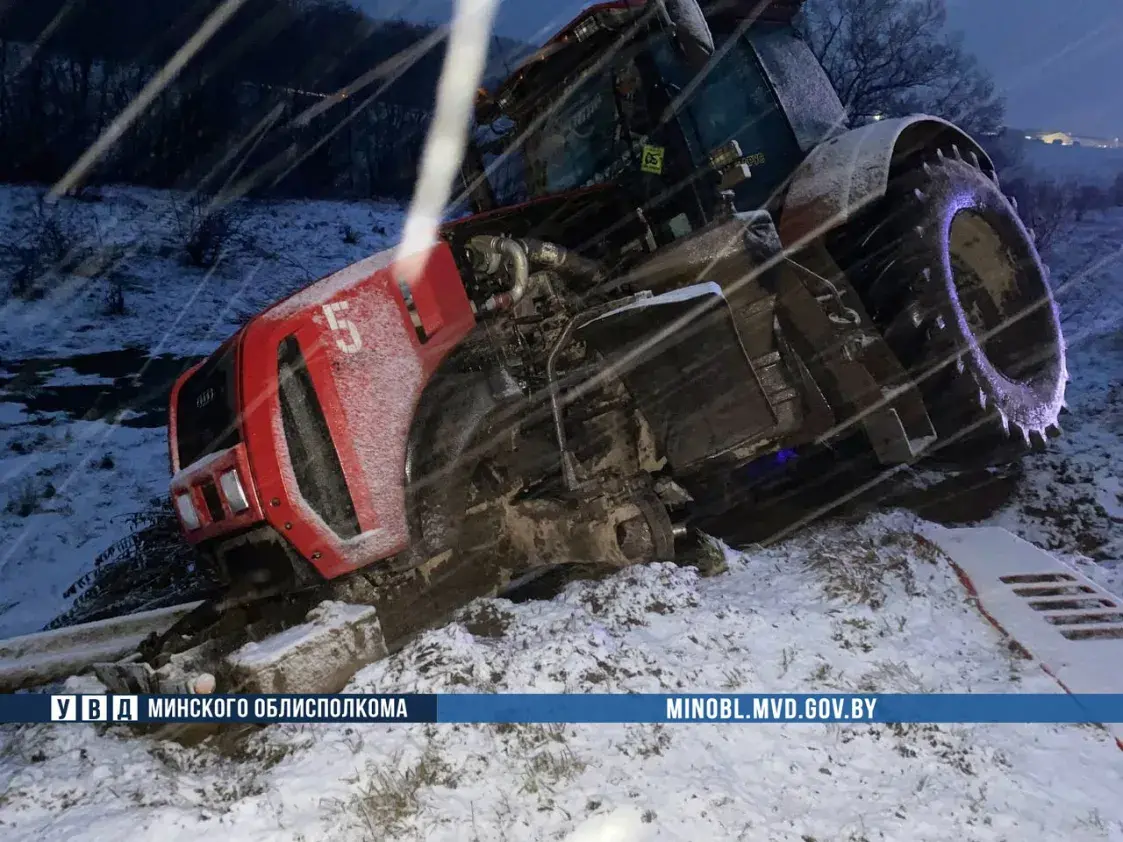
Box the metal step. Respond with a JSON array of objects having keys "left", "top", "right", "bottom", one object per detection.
[{"left": 924, "top": 525, "right": 1123, "bottom": 745}]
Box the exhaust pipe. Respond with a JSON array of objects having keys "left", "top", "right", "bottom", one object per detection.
[{"left": 467, "top": 235, "right": 604, "bottom": 313}]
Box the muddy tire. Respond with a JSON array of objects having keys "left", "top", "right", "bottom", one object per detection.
[{"left": 838, "top": 148, "right": 1067, "bottom": 467}]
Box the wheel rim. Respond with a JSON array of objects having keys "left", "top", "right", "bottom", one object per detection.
[{"left": 947, "top": 208, "right": 1061, "bottom": 385}]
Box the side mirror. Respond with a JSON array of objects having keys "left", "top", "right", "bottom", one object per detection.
[{"left": 660, "top": 0, "right": 715, "bottom": 70}]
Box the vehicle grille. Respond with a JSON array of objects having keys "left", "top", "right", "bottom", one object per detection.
[
  {"left": 200, "top": 479, "right": 225, "bottom": 523},
  {"left": 175, "top": 341, "right": 240, "bottom": 467},
  {"left": 208, "top": 525, "right": 316, "bottom": 587},
  {"left": 277, "top": 337, "right": 361, "bottom": 539}
]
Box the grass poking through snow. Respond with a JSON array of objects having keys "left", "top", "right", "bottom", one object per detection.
[{"left": 334, "top": 739, "right": 457, "bottom": 839}]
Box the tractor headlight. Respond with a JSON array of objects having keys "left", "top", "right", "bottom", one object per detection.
[
  {"left": 175, "top": 492, "right": 201, "bottom": 530},
  {"left": 219, "top": 469, "right": 250, "bottom": 513}
]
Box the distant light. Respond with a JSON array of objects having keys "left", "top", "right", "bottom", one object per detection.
[{"left": 1025, "top": 135, "right": 1033, "bottom": 140}]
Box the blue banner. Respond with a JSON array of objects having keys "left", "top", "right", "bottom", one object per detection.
[
  {"left": 436, "top": 693, "right": 1123, "bottom": 724},
  {"left": 2, "top": 693, "right": 1122, "bottom": 725}
]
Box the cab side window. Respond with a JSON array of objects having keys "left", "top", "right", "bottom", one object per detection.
[{"left": 653, "top": 33, "right": 802, "bottom": 210}]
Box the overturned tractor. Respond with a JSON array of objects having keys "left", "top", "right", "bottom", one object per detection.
[{"left": 99, "top": 0, "right": 1066, "bottom": 695}]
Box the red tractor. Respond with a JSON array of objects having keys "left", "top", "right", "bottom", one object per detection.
[{"left": 164, "top": 0, "right": 1065, "bottom": 642}]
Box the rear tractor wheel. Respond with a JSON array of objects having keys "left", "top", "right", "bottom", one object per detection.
[{"left": 844, "top": 146, "right": 1067, "bottom": 467}]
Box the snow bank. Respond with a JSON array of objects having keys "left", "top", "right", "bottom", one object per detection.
[{"left": 2, "top": 512, "right": 1123, "bottom": 841}]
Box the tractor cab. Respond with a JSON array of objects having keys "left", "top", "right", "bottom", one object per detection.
[{"left": 459, "top": 0, "right": 841, "bottom": 245}]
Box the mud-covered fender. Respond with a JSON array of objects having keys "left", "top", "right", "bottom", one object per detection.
[
  {"left": 401, "top": 331, "right": 519, "bottom": 565},
  {"left": 778, "top": 115, "right": 997, "bottom": 248}
]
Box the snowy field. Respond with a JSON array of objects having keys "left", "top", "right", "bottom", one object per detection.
[
  {"left": 0, "top": 186, "right": 1122, "bottom": 840},
  {"left": 0, "top": 184, "right": 403, "bottom": 360},
  {"left": 0, "top": 186, "right": 404, "bottom": 638},
  {"left": 2, "top": 516, "right": 1123, "bottom": 841},
  {"left": 1015, "top": 140, "right": 1123, "bottom": 188}
]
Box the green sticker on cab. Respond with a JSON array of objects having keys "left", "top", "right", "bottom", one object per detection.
[{"left": 640, "top": 145, "right": 665, "bottom": 174}]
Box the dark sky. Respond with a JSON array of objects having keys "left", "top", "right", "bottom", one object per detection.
[{"left": 356, "top": 0, "right": 1123, "bottom": 137}]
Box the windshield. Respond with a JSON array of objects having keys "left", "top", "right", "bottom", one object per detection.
[
  {"left": 524, "top": 67, "right": 634, "bottom": 194},
  {"left": 666, "top": 47, "right": 778, "bottom": 153},
  {"left": 476, "top": 48, "right": 655, "bottom": 204},
  {"left": 470, "top": 118, "right": 531, "bottom": 208},
  {"left": 469, "top": 29, "right": 801, "bottom": 214}
]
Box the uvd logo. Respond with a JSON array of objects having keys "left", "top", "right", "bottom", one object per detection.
[{"left": 50, "top": 695, "right": 139, "bottom": 722}]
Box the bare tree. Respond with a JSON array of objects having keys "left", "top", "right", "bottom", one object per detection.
[
  {"left": 1072, "top": 183, "right": 1108, "bottom": 221},
  {"left": 801, "top": 0, "right": 1004, "bottom": 135},
  {"left": 1003, "top": 177, "right": 1078, "bottom": 256},
  {"left": 1111, "top": 172, "right": 1123, "bottom": 207},
  {"left": 0, "top": 0, "right": 457, "bottom": 200}
]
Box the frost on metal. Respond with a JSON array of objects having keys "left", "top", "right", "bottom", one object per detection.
[
  {"left": 923, "top": 525, "right": 1123, "bottom": 746},
  {"left": 0, "top": 601, "right": 202, "bottom": 693},
  {"left": 751, "top": 27, "right": 847, "bottom": 153},
  {"left": 169, "top": 447, "right": 234, "bottom": 487},
  {"left": 934, "top": 176, "right": 1067, "bottom": 439},
  {"left": 585, "top": 283, "right": 723, "bottom": 325},
  {"left": 779, "top": 115, "right": 982, "bottom": 246},
  {"left": 260, "top": 248, "right": 399, "bottom": 324},
  {"left": 268, "top": 274, "right": 426, "bottom": 566}
]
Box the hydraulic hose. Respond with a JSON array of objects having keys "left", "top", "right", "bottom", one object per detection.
[{"left": 518, "top": 238, "right": 604, "bottom": 283}]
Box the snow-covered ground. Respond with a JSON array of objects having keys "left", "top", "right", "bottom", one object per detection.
[
  {"left": 0, "top": 185, "right": 403, "bottom": 359},
  {"left": 0, "top": 186, "right": 405, "bottom": 638},
  {"left": 0, "top": 408, "right": 170, "bottom": 636},
  {"left": 2, "top": 514, "right": 1123, "bottom": 841},
  {"left": 0, "top": 186, "right": 1122, "bottom": 840}
]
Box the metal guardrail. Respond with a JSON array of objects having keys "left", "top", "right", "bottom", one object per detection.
[{"left": 0, "top": 601, "right": 203, "bottom": 693}]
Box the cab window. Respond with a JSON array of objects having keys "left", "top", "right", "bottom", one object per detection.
[{"left": 652, "top": 33, "right": 801, "bottom": 210}]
